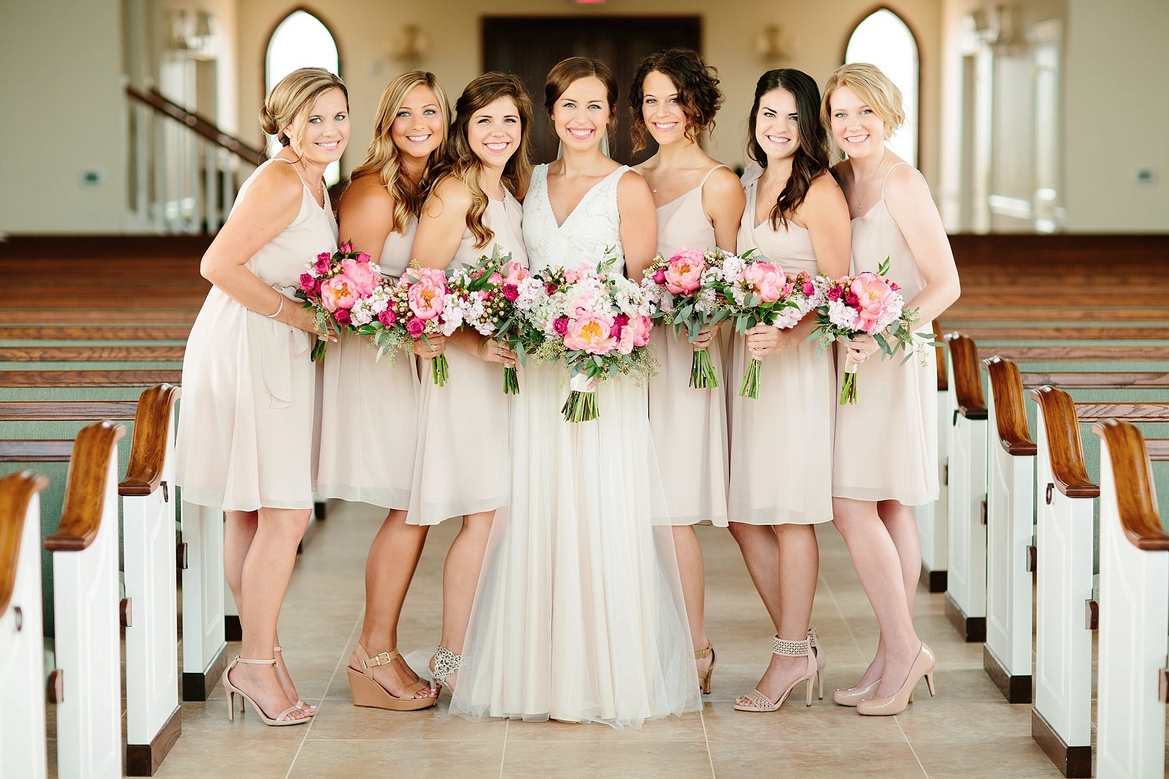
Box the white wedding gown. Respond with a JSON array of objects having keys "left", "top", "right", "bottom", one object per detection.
[{"left": 450, "top": 164, "right": 699, "bottom": 727}]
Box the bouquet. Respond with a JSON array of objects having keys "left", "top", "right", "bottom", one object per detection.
[
  {"left": 703, "top": 249, "right": 813, "bottom": 399},
  {"left": 351, "top": 263, "right": 464, "bottom": 385},
  {"left": 528, "top": 258, "right": 656, "bottom": 422},
  {"left": 810, "top": 258, "right": 927, "bottom": 404},
  {"left": 641, "top": 248, "right": 724, "bottom": 389},
  {"left": 452, "top": 248, "right": 545, "bottom": 394},
  {"left": 296, "top": 241, "right": 382, "bottom": 361}
]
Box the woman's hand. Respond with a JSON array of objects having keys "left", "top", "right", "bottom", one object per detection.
[
  {"left": 745, "top": 324, "right": 796, "bottom": 358},
  {"left": 691, "top": 324, "right": 718, "bottom": 351},
  {"left": 412, "top": 334, "right": 448, "bottom": 358},
  {"left": 838, "top": 333, "right": 879, "bottom": 364},
  {"left": 477, "top": 338, "right": 516, "bottom": 367}
]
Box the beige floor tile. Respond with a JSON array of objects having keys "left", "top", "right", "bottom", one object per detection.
[
  {"left": 288, "top": 738, "right": 505, "bottom": 779},
  {"left": 702, "top": 700, "right": 905, "bottom": 742},
  {"left": 502, "top": 710, "right": 706, "bottom": 742},
  {"left": 912, "top": 737, "right": 1068, "bottom": 778},
  {"left": 304, "top": 701, "right": 506, "bottom": 741},
  {"left": 501, "top": 737, "right": 713, "bottom": 779},
  {"left": 709, "top": 739, "right": 926, "bottom": 777},
  {"left": 150, "top": 737, "right": 301, "bottom": 779}
]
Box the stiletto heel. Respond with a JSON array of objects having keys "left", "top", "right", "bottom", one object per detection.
[
  {"left": 347, "top": 644, "right": 436, "bottom": 711},
  {"left": 856, "top": 642, "right": 936, "bottom": 716},
  {"left": 733, "top": 635, "right": 818, "bottom": 712},
  {"left": 274, "top": 645, "right": 316, "bottom": 715},
  {"left": 430, "top": 645, "right": 462, "bottom": 693},
  {"left": 807, "top": 628, "right": 827, "bottom": 700},
  {"left": 221, "top": 656, "right": 310, "bottom": 726},
  {"left": 695, "top": 643, "right": 716, "bottom": 695}
]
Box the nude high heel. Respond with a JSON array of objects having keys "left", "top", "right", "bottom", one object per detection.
[
  {"left": 695, "top": 642, "right": 716, "bottom": 695},
  {"left": 274, "top": 645, "right": 316, "bottom": 715},
  {"left": 733, "top": 635, "right": 818, "bottom": 712},
  {"left": 807, "top": 628, "right": 827, "bottom": 700},
  {"left": 832, "top": 678, "right": 881, "bottom": 707},
  {"left": 221, "top": 656, "right": 311, "bottom": 726},
  {"left": 856, "top": 642, "right": 936, "bottom": 716},
  {"left": 347, "top": 644, "right": 436, "bottom": 711}
]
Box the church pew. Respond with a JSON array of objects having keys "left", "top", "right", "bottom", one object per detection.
[
  {"left": 45, "top": 421, "right": 126, "bottom": 779},
  {"left": 1093, "top": 419, "right": 1169, "bottom": 779},
  {"left": 1030, "top": 388, "right": 1169, "bottom": 778},
  {"left": 0, "top": 470, "right": 50, "bottom": 779},
  {"left": 980, "top": 357, "right": 1169, "bottom": 704}
]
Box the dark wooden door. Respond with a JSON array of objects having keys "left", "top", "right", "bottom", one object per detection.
[{"left": 482, "top": 16, "right": 701, "bottom": 166}]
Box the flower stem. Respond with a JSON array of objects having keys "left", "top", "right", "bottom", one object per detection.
[
  {"left": 431, "top": 354, "right": 449, "bottom": 386},
  {"left": 503, "top": 366, "right": 519, "bottom": 395},
  {"left": 738, "top": 358, "right": 763, "bottom": 399},
  {"left": 562, "top": 389, "right": 598, "bottom": 422},
  {"left": 839, "top": 358, "right": 858, "bottom": 405},
  {"left": 689, "top": 348, "right": 720, "bottom": 390}
]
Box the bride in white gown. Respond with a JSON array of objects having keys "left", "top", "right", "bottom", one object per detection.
[{"left": 450, "top": 57, "right": 699, "bottom": 727}]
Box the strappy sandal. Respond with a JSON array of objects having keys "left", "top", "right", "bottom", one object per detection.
[
  {"left": 733, "top": 635, "right": 818, "bottom": 712},
  {"left": 347, "top": 644, "right": 436, "bottom": 711},
  {"left": 222, "top": 656, "right": 311, "bottom": 726}
]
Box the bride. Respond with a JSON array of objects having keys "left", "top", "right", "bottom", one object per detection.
[{"left": 450, "top": 56, "right": 699, "bottom": 727}]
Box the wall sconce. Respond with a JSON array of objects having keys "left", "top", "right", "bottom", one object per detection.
[
  {"left": 965, "top": 4, "right": 1014, "bottom": 54},
  {"left": 753, "top": 24, "right": 788, "bottom": 63},
  {"left": 168, "top": 10, "right": 216, "bottom": 56},
  {"left": 388, "top": 24, "right": 430, "bottom": 65}
]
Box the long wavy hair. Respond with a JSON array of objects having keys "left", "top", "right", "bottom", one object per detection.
[
  {"left": 627, "top": 48, "right": 723, "bottom": 155},
  {"left": 431, "top": 72, "right": 533, "bottom": 248},
  {"left": 349, "top": 71, "right": 451, "bottom": 234},
  {"left": 747, "top": 69, "right": 829, "bottom": 229}
]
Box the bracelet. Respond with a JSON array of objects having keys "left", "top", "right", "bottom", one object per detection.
[{"left": 266, "top": 292, "right": 284, "bottom": 319}]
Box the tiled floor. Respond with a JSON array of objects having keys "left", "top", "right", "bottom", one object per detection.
[{"left": 145, "top": 502, "right": 1068, "bottom": 779}]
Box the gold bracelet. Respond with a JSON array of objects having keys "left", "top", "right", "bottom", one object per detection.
[{"left": 267, "top": 292, "right": 284, "bottom": 319}]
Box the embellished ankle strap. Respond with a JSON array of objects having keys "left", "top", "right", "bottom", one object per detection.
[
  {"left": 432, "top": 645, "right": 462, "bottom": 683},
  {"left": 771, "top": 636, "right": 812, "bottom": 657}
]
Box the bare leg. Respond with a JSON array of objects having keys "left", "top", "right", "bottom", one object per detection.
[
  {"left": 733, "top": 523, "right": 820, "bottom": 705},
  {"left": 728, "top": 522, "right": 782, "bottom": 627},
  {"left": 672, "top": 524, "right": 711, "bottom": 676},
  {"left": 437, "top": 510, "right": 495, "bottom": 658},
  {"left": 879, "top": 500, "right": 921, "bottom": 617},
  {"left": 349, "top": 508, "right": 434, "bottom": 698},
  {"left": 226, "top": 507, "right": 312, "bottom": 721},
  {"left": 831, "top": 497, "right": 921, "bottom": 699}
]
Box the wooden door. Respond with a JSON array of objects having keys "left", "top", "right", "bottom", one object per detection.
[{"left": 482, "top": 17, "right": 701, "bottom": 166}]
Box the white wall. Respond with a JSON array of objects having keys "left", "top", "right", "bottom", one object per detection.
[
  {"left": 0, "top": 0, "right": 126, "bottom": 234},
  {"left": 1064, "top": 0, "right": 1168, "bottom": 231}
]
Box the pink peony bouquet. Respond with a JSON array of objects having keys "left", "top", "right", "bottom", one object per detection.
[
  {"left": 528, "top": 258, "right": 656, "bottom": 422},
  {"left": 641, "top": 248, "right": 725, "bottom": 389},
  {"left": 810, "top": 258, "right": 927, "bottom": 404},
  {"left": 296, "top": 241, "right": 382, "bottom": 361},
  {"left": 703, "top": 249, "right": 813, "bottom": 399},
  {"left": 451, "top": 248, "right": 544, "bottom": 394},
  {"left": 351, "top": 262, "right": 464, "bottom": 386}
]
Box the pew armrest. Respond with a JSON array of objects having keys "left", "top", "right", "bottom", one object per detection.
[
  {"left": 945, "top": 332, "right": 987, "bottom": 419},
  {"left": 1031, "top": 385, "right": 1097, "bottom": 498},
  {"left": 983, "top": 356, "right": 1037, "bottom": 455},
  {"left": 44, "top": 422, "right": 126, "bottom": 552},
  {"left": 1093, "top": 419, "right": 1169, "bottom": 552},
  {"left": 119, "top": 383, "right": 181, "bottom": 497},
  {"left": 0, "top": 471, "right": 49, "bottom": 615}
]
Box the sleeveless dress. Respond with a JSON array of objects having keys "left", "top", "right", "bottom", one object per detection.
[
  {"left": 450, "top": 164, "right": 699, "bottom": 727},
  {"left": 832, "top": 163, "right": 938, "bottom": 506},
  {"left": 727, "top": 174, "right": 835, "bottom": 525},
  {"left": 407, "top": 193, "right": 527, "bottom": 526},
  {"left": 176, "top": 158, "right": 337, "bottom": 511},
  {"left": 316, "top": 218, "right": 420, "bottom": 509},
  {"left": 647, "top": 165, "right": 729, "bottom": 527}
]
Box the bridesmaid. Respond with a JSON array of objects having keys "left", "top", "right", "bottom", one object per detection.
[
  {"left": 318, "top": 71, "right": 451, "bottom": 710},
  {"left": 629, "top": 47, "right": 744, "bottom": 694},
  {"left": 174, "top": 67, "right": 348, "bottom": 726},
  {"left": 408, "top": 72, "right": 532, "bottom": 692},
  {"left": 727, "top": 69, "right": 849, "bottom": 712},
  {"left": 822, "top": 63, "right": 959, "bottom": 716}
]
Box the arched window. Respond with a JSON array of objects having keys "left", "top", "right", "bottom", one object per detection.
[
  {"left": 265, "top": 10, "right": 341, "bottom": 184},
  {"left": 845, "top": 9, "right": 919, "bottom": 166}
]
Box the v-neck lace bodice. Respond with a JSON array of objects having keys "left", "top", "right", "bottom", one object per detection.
[{"left": 522, "top": 164, "right": 628, "bottom": 274}]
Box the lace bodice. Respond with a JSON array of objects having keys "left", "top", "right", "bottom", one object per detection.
[{"left": 522, "top": 164, "right": 628, "bottom": 274}]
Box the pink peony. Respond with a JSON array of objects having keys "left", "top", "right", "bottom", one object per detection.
[
  {"left": 740, "top": 261, "right": 785, "bottom": 303},
  {"left": 564, "top": 312, "right": 617, "bottom": 354},
  {"left": 664, "top": 249, "right": 705, "bottom": 295},
  {"left": 503, "top": 260, "right": 530, "bottom": 285},
  {"left": 319, "top": 275, "right": 359, "bottom": 312},
  {"left": 630, "top": 314, "right": 652, "bottom": 347},
  {"left": 406, "top": 318, "right": 426, "bottom": 338},
  {"left": 339, "top": 258, "right": 380, "bottom": 297},
  {"left": 377, "top": 309, "right": 396, "bottom": 327},
  {"left": 406, "top": 269, "right": 447, "bottom": 320},
  {"left": 849, "top": 273, "right": 894, "bottom": 332}
]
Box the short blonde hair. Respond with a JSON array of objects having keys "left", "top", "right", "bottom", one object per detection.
[
  {"left": 260, "top": 67, "right": 348, "bottom": 155},
  {"left": 820, "top": 62, "right": 904, "bottom": 140}
]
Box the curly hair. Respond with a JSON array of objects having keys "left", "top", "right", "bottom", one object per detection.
[
  {"left": 430, "top": 72, "right": 534, "bottom": 248},
  {"left": 349, "top": 71, "right": 451, "bottom": 235},
  {"left": 747, "top": 69, "right": 830, "bottom": 229},
  {"left": 628, "top": 48, "right": 723, "bottom": 154}
]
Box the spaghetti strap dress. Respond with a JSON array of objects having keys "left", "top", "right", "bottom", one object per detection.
[
  {"left": 176, "top": 158, "right": 337, "bottom": 511},
  {"left": 727, "top": 174, "right": 835, "bottom": 525},
  {"left": 316, "top": 219, "right": 420, "bottom": 509},
  {"left": 832, "top": 162, "right": 938, "bottom": 506},
  {"left": 407, "top": 192, "right": 527, "bottom": 526},
  {"left": 647, "top": 165, "right": 730, "bottom": 527}
]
